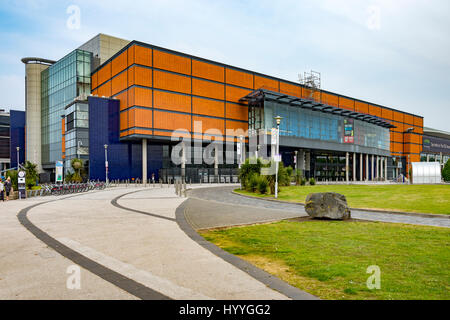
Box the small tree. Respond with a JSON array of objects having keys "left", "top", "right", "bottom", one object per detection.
[
  {"left": 443, "top": 159, "right": 450, "bottom": 182},
  {"left": 71, "top": 158, "right": 84, "bottom": 182},
  {"left": 24, "top": 161, "right": 38, "bottom": 189},
  {"left": 295, "top": 169, "right": 303, "bottom": 186}
]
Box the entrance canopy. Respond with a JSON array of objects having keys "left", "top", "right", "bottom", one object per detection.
[{"left": 240, "top": 88, "right": 396, "bottom": 129}]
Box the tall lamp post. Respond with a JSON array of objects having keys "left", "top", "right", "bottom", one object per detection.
[
  {"left": 274, "top": 116, "right": 282, "bottom": 199},
  {"left": 104, "top": 144, "right": 109, "bottom": 184},
  {"left": 16, "top": 147, "right": 20, "bottom": 168}
]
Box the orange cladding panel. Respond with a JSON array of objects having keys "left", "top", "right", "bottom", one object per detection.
[
  {"left": 127, "top": 66, "right": 135, "bottom": 87},
  {"left": 381, "top": 108, "right": 393, "bottom": 121},
  {"left": 134, "top": 87, "right": 152, "bottom": 107},
  {"left": 192, "top": 60, "right": 224, "bottom": 82},
  {"left": 112, "top": 50, "right": 127, "bottom": 77},
  {"left": 404, "top": 114, "right": 414, "bottom": 125},
  {"left": 279, "top": 82, "right": 301, "bottom": 97},
  {"left": 133, "top": 108, "right": 153, "bottom": 129},
  {"left": 393, "top": 111, "right": 404, "bottom": 123},
  {"left": 193, "top": 116, "right": 224, "bottom": 134},
  {"left": 127, "top": 45, "right": 135, "bottom": 66},
  {"left": 134, "top": 66, "right": 152, "bottom": 87},
  {"left": 154, "top": 91, "right": 191, "bottom": 113},
  {"left": 91, "top": 72, "right": 98, "bottom": 90},
  {"left": 225, "top": 68, "right": 253, "bottom": 88},
  {"left": 339, "top": 97, "right": 354, "bottom": 111},
  {"left": 369, "top": 105, "right": 381, "bottom": 117},
  {"left": 226, "top": 103, "right": 248, "bottom": 121},
  {"left": 115, "top": 91, "right": 128, "bottom": 111},
  {"left": 355, "top": 101, "right": 369, "bottom": 114},
  {"left": 154, "top": 50, "right": 191, "bottom": 75},
  {"left": 120, "top": 111, "right": 128, "bottom": 131},
  {"left": 193, "top": 97, "right": 224, "bottom": 118},
  {"left": 192, "top": 78, "right": 224, "bottom": 100},
  {"left": 111, "top": 71, "right": 127, "bottom": 96},
  {"left": 322, "top": 92, "right": 339, "bottom": 107},
  {"left": 414, "top": 116, "right": 423, "bottom": 127},
  {"left": 154, "top": 70, "right": 191, "bottom": 94},
  {"left": 134, "top": 45, "right": 152, "bottom": 67},
  {"left": 97, "top": 81, "right": 111, "bottom": 97},
  {"left": 97, "top": 63, "right": 111, "bottom": 86},
  {"left": 226, "top": 86, "right": 252, "bottom": 104},
  {"left": 254, "top": 76, "right": 279, "bottom": 91},
  {"left": 226, "top": 120, "right": 248, "bottom": 133},
  {"left": 154, "top": 110, "right": 191, "bottom": 132}
]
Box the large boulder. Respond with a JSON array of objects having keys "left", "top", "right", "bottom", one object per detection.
[{"left": 305, "top": 192, "right": 351, "bottom": 220}]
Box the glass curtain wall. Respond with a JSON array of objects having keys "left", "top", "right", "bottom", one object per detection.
[
  {"left": 41, "top": 50, "right": 92, "bottom": 167},
  {"left": 259, "top": 100, "right": 390, "bottom": 151}
]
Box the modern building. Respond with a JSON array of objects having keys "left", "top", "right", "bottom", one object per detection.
[
  {"left": 21, "top": 57, "right": 55, "bottom": 172},
  {"left": 0, "top": 109, "right": 26, "bottom": 172},
  {"left": 421, "top": 127, "right": 450, "bottom": 166},
  {"left": 21, "top": 34, "right": 129, "bottom": 179},
  {"left": 87, "top": 40, "right": 425, "bottom": 182}
]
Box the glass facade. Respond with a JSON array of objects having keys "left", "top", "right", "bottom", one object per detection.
[
  {"left": 41, "top": 49, "right": 92, "bottom": 167},
  {"left": 257, "top": 100, "right": 390, "bottom": 151},
  {"left": 64, "top": 101, "right": 89, "bottom": 173}
]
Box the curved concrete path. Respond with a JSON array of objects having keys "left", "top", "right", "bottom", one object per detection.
[
  {"left": 187, "top": 186, "right": 450, "bottom": 228},
  {"left": 1, "top": 185, "right": 316, "bottom": 300}
]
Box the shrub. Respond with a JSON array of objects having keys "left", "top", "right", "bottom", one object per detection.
[
  {"left": 295, "top": 169, "right": 303, "bottom": 186},
  {"left": 239, "top": 158, "right": 263, "bottom": 189},
  {"left": 443, "top": 160, "right": 450, "bottom": 182},
  {"left": 300, "top": 177, "right": 307, "bottom": 186},
  {"left": 257, "top": 176, "right": 269, "bottom": 194},
  {"left": 309, "top": 177, "right": 316, "bottom": 186},
  {"left": 248, "top": 173, "right": 260, "bottom": 193},
  {"left": 286, "top": 166, "right": 293, "bottom": 180}
]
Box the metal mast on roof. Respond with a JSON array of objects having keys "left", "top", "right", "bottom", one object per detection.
[{"left": 299, "top": 70, "right": 321, "bottom": 102}]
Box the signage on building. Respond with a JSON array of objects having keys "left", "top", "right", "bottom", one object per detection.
[
  {"left": 343, "top": 119, "right": 354, "bottom": 144},
  {"left": 423, "top": 135, "right": 450, "bottom": 154},
  {"left": 55, "top": 161, "right": 63, "bottom": 183}
]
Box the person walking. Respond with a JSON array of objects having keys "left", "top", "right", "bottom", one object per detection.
[
  {"left": 4, "top": 177, "right": 11, "bottom": 201},
  {"left": 0, "top": 179, "right": 4, "bottom": 202}
]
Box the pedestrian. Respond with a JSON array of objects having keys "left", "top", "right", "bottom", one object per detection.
[
  {"left": 0, "top": 179, "right": 4, "bottom": 202},
  {"left": 151, "top": 173, "right": 155, "bottom": 183},
  {"left": 5, "top": 176, "right": 11, "bottom": 201}
]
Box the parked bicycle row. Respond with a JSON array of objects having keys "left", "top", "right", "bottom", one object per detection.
[{"left": 28, "top": 180, "right": 107, "bottom": 197}]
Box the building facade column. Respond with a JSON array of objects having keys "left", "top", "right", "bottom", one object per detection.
[
  {"left": 305, "top": 152, "right": 311, "bottom": 178},
  {"left": 346, "top": 152, "right": 349, "bottom": 183},
  {"left": 371, "top": 155, "right": 375, "bottom": 181},
  {"left": 385, "top": 157, "right": 388, "bottom": 181},
  {"left": 353, "top": 152, "right": 356, "bottom": 182},
  {"left": 142, "top": 139, "right": 147, "bottom": 185},
  {"left": 376, "top": 156, "right": 380, "bottom": 180},
  {"left": 366, "top": 154, "right": 369, "bottom": 182},
  {"left": 360, "top": 153, "right": 363, "bottom": 182},
  {"left": 181, "top": 142, "right": 186, "bottom": 181}
]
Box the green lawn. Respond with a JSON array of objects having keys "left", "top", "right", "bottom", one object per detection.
[
  {"left": 201, "top": 220, "right": 450, "bottom": 300},
  {"left": 235, "top": 184, "right": 450, "bottom": 215}
]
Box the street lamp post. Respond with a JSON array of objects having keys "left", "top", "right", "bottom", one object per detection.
[
  {"left": 274, "top": 116, "right": 282, "bottom": 199},
  {"left": 16, "top": 147, "right": 20, "bottom": 168},
  {"left": 104, "top": 144, "right": 109, "bottom": 184}
]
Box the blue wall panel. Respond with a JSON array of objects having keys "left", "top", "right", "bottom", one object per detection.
[
  {"left": 10, "top": 110, "right": 25, "bottom": 168},
  {"left": 88, "top": 97, "right": 163, "bottom": 181}
]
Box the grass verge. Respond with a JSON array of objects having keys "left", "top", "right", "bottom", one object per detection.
[
  {"left": 201, "top": 220, "right": 450, "bottom": 300},
  {"left": 235, "top": 184, "right": 450, "bottom": 215}
]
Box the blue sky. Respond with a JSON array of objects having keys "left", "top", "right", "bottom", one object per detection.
[{"left": 1, "top": 0, "right": 449, "bottom": 131}]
